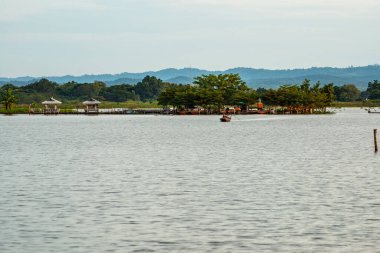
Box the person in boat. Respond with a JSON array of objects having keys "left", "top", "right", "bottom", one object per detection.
[
  {"left": 222, "top": 112, "right": 231, "bottom": 119},
  {"left": 225, "top": 108, "right": 230, "bottom": 116}
]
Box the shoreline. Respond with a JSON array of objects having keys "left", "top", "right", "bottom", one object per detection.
[
  {"left": 0, "top": 105, "right": 371, "bottom": 116},
  {"left": 0, "top": 110, "right": 339, "bottom": 116}
]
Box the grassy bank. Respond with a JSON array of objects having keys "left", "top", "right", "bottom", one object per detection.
[
  {"left": 0, "top": 100, "right": 162, "bottom": 114},
  {"left": 331, "top": 100, "right": 380, "bottom": 108},
  {"left": 59, "top": 100, "right": 161, "bottom": 109},
  {"left": 0, "top": 105, "right": 29, "bottom": 114}
]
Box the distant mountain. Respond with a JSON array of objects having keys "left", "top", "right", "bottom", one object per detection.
[
  {"left": 247, "top": 74, "right": 380, "bottom": 89},
  {"left": 1, "top": 65, "right": 379, "bottom": 90},
  {"left": 165, "top": 76, "right": 194, "bottom": 84},
  {"left": 106, "top": 78, "right": 140, "bottom": 86}
]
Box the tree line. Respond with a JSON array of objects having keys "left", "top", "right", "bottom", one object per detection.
[
  {"left": 1, "top": 73, "right": 380, "bottom": 112},
  {"left": 0, "top": 75, "right": 167, "bottom": 105},
  {"left": 157, "top": 74, "right": 336, "bottom": 113}
]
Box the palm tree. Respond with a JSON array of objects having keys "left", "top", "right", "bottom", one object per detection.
[{"left": 1, "top": 88, "right": 17, "bottom": 111}]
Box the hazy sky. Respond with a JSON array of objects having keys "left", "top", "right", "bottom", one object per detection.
[{"left": 1, "top": 0, "right": 379, "bottom": 77}]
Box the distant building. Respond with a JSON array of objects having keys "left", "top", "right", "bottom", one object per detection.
[
  {"left": 42, "top": 97, "right": 62, "bottom": 115},
  {"left": 83, "top": 98, "right": 101, "bottom": 114}
]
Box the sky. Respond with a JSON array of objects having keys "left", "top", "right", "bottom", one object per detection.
[{"left": 0, "top": 0, "right": 379, "bottom": 77}]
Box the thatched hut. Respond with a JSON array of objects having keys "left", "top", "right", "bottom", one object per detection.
[
  {"left": 83, "top": 98, "right": 101, "bottom": 114},
  {"left": 42, "top": 97, "right": 62, "bottom": 114}
]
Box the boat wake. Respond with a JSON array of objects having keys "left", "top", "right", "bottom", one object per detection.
[{"left": 233, "top": 117, "right": 293, "bottom": 122}]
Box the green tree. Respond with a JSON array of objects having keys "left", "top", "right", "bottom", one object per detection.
[
  {"left": 193, "top": 74, "right": 248, "bottom": 109},
  {"left": 56, "top": 81, "right": 79, "bottom": 98},
  {"left": 175, "top": 85, "right": 199, "bottom": 109},
  {"left": 100, "top": 84, "right": 138, "bottom": 102},
  {"left": 321, "top": 83, "right": 335, "bottom": 107},
  {"left": 135, "top": 76, "right": 165, "bottom": 101},
  {"left": 157, "top": 84, "right": 178, "bottom": 108},
  {"left": 277, "top": 85, "right": 301, "bottom": 113},
  {"left": 231, "top": 89, "right": 257, "bottom": 108},
  {"left": 259, "top": 81, "right": 334, "bottom": 113},
  {"left": 74, "top": 82, "right": 106, "bottom": 98},
  {"left": 367, "top": 80, "right": 380, "bottom": 99},
  {"left": 1, "top": 88, "right": 17, "bottom": 111},
  {"left": 335, "top": 84, "right": 360, "bottom": 102},
  {"left": 262, "top": 88, "right": 278, "bottom": 107},
  {"left": 158, "top": 84, "right": 199, "bottom": 109},
  {"left": 196, "top": 86, "right": 223, "bottom": 112},
  {"left": 22, "top": 78, "right": 58, "bottom": 94}
]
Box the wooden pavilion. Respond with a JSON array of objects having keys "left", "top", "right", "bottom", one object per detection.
[
  {"left": 83, "top": 98, "right": 101, "bottom": 114},
  {"left": 42, "top": 97, "right": 62, "bottom": 115}
]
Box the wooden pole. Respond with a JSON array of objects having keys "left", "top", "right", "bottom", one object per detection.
[{"left": 374, "top": 129, "right": 378, "bottom": 153}]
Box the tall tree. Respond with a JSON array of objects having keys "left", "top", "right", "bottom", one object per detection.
[
  {"left": 193, "top": 74, "right": 248, "bottom": 108},
  {"left": 135, "top": 76, "right": 165, "bottom": 101}
]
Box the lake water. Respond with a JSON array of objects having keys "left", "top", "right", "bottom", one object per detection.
[{"left": 1, "top": 108, "right": 380, "bottom": 252}]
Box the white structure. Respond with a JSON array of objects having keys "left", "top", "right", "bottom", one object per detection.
[
  {"left": 83, "top": 98, "right": 101, "bottom": 114},
  {"left": 42, "top": 97, "right": 62, "bottom": 114}
]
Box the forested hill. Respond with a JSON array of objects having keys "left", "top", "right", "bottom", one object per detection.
[{"left": 1, "top": 65, "right": 380, "bottom": 90}]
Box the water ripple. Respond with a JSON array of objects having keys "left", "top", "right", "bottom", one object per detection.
[{"left": 1, "top": 109, "right": 380, "bottom": 252}]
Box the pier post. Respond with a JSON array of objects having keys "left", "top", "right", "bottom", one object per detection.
[{"left": 374, "top": 129, "right": 378, "bottom": 153}]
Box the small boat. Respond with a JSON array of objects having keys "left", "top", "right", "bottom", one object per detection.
[{"left": 220, "top": 114, "right": 231, "bottom": 122}]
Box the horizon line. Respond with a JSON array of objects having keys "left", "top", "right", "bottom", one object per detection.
[{"left": 1, "top": 64, "right": 379, "bottom": 79}]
